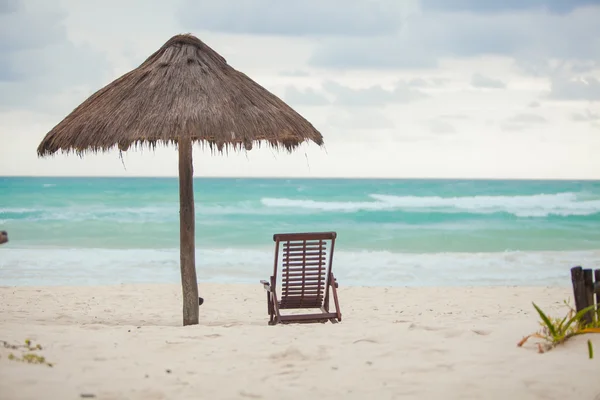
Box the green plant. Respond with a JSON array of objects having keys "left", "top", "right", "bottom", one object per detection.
[
  {"left": 518, "top": 301, "right": 600, "bottom": 357},
  {"left": 2, "top": 339, "right": 53, "bottom": 367}
]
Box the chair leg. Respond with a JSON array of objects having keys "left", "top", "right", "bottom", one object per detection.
[
  {"left": 323, "top": 284, "right": 330, "bottom": 312},
  {"left": 330, "top": 274, "right": 342, "bottom": 322},
  {"left": 271, "top": 292, "right": 282, "bottom": 325},
  {"left": 266, "top": 292, "right": 275, "bottom": 324}
]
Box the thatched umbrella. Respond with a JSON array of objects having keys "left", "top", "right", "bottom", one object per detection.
[{"left": 37, "top": 34, "right": 324, "bottom": 326}]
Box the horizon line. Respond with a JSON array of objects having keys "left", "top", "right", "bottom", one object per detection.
[{"left": 2, "top": 175, "right": 600, "bottom": 182}]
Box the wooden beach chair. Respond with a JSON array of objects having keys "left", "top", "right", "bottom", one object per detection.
[{"left": 260, "top": 232, "right": 342, "bottom": 325}]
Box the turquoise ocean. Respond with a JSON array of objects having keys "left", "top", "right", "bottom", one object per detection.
[{"left": 1, "top": 177, "right": 600, "bottom": 287}]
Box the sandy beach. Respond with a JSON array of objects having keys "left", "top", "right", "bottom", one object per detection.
[{"left": 1, "top": 284, "right": 599, "bottom": 400}]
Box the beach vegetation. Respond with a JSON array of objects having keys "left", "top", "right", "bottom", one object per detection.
[
  {"left": 2, "top": 339, "right": 53, "bottom": 367},
  {"left": 518, "top": 300, "right": 600, "bottom": 358}
]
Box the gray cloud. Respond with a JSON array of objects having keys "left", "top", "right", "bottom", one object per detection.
[
  {"left": 501, "top": 113, "right": 548, "bottom": 131},
  {"left": 0, "top": 1, "right": 67, "bottom": 55},
  {"left": 322, "top": 81, "right": 426, "bottom": 106},
  {"left": 177, "top": 0, "right": 600, "bottom": 71},
  {"left": 0, "top": 0, "right": 66, "bottom": 81},
  {"left": 471, "top": 73, "right": 506, "bottom": 89},
  {"left": 428, "top": 119, "right": 456, "bottom": 134},
  {"left": 408, "top": 78, "right": 429, "bottom": 87},
  {"left": 501, "top": 123, "right": 527, "bottom": 132},
  {"left": 572, "top": 110, "right": 600, "bottom": 121},
  {"left": 515, "top": 58, "right": 600, "bottom": 79},
  {"left": 570, "top": 61, "right": 600, "bottom": 73},
  {"left": 284, "top": 86, "right": 329, "bottom": 106},
  {"left": 0, "top": 0, "right": 110, "bottom": 110},
  {"left": 440, "top": 114, "right": 470, "bottom": 120},
  {"left": 529, "top": 101, "right": 541, "bottom": 108},
  {"left": 178, "top": 0, "right": 410, "bottom": 36},
  {"left": 309, "top": 6, "right": 600, "bottom": 69},
  {"left": 421, "top": 0, "right": 597, "bottom": 14},
  {"left": 0, "top": 0, "right": 18, "bottom": 13},
  {"left": 548, "top": 76, "right": 600, "bottom": 101},
  {"left": 279, "top": 70, "right": 311, "bottom": 77},
  {"left": 408, "top": 77, "right": 449, "bottom": 87},
  {"left": 509, "top": 113, "right": 547, "bottom": 124},
  {"left": 309, "top": 36, "right": 437, "bottom": 69},
  {"left": 326, "top": 109, "right": 395, "bottom": 131}
]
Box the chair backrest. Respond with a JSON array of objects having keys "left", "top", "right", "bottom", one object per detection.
[{"left": 272, "top": 232, "right": 337, "bottom": 309}]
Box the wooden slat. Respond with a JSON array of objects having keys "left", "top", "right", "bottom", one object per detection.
[
  {"left": 281, "top": 292, "right": 323, "bottom": 301},
  {"left": 283, "top": 247, "right": 326, "bottom": 253},
  {"left": 281, "top": 294, "right": 323, "bottom": 300},
  {"left": 280, "top": 304, "right": 323, "bottom": 309},
  {"left": 282, "top": 269, "right": 323, "bottom": 276},
  {"left": 274, "top": 232, "right": 336, "bottom": 242},
  {"left": 278, "top": 313, "right": 338, "bottom": 322},
  {"left": 283, "top": 280, "right": 324, "bottom": 287},
  {"left": 283, "top": 284, "right": 323, "bottom": 291},
  {"left": 282, "top": 271, "right": 324, "bottom": 276},
  {"left": 282, "top": 261, "right": 325, "bottom": 268},
  {"left": 283, "top": 249, "right": 325, "bottom": 256},
  {"left": 279, "top": 303, "right": 324, "bottom": 310},
  {"left": 283, "top": 281, "right": 323, "bottom": 288},
  {"left": 282, "top": 300, "right": 322, "bottom": 304},
  {"left": 283, "top": 254, "right": 325, "bottom": 261},
  {"left": 282, "top": 275, "right": 324, "bottom": 282},
  {"left": 283, "top": 277, "right": 323, "bottom": 282},
  {"left": 281, "top": 251, "right": 327, "bottom": 261},
  {"left": 283, "top": 262, "right": 325, "bottom": 268},
  {"left": 281, "top": 299, "right": 323, "bottom": 304},
  {"left": 283, "top": 286, "right": 322, "bottom": 292},
  {"left": 283, "top": 289, "right": 322, "bottom": 294},
  {"left": 283, "top": 241, "right": 327, "bottom": 248},
  {"left": 281, "top": 277, "right": 325, "bottom": 286},
  {"left": 282, "top": 266, "right": 324, "bottom": 272},
  {"left": 282, "top": 288, "right": 321, "bottom": 294},
  {"left": 282, "top": 266, "right": 325, "bottom": 273},
  {"left": 281, "top": 294, "right": 323, "bottom": 299},
  {"left": 283, "top": 255, "right": 325, "bottom": 262},
  {"left": 280, "top": 300, "right": 323, "bottom": 306}
]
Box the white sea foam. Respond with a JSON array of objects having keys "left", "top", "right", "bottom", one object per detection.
[
  {"left": 261, "top": 192, "right": 600, "bottom": 217},
  {"left": 3, "top": 192, "right": 600, "bottom": 222},
  {"left": 0, "top": 208, "right": 41, "bottom": 214},
  {"left": 0, "top": 203, "right": 287, "bottom": 222},
  {"left": 1, "top": 247, "right": 598, "bottom": 287}
]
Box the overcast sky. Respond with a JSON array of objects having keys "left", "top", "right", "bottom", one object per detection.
[{"left": 1, "top": 0, "right": 599, "bottom": 179}]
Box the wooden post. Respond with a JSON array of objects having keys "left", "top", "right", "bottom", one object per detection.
[
  {"left": 595, "top": 269, "right": 600, "bottom": 311},
  {"left": 571, "top": 266, "right": 588, "bottom": 317},
  {"left": 583, "top": 269, "right": 595, "bottom": 324},
  {"left": 178, "top": 137, "right": 199, "bottom": 326}
]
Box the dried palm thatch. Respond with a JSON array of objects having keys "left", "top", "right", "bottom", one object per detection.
[{"left": 37, "top": 33, "right": 324, "bottom": 156}]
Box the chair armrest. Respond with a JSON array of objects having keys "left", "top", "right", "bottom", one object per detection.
[
  {"left": 330, "top": 275, "right": 339, "bottom": 288},
  {"left": 260, "top": 280, "right": 272, "bottom": 291}
]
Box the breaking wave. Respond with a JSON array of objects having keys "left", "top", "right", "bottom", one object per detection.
[{"left": 261, "top": 192, "right": 600, "bottom": 217}]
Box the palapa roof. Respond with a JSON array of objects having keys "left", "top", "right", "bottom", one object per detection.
[{"left": 37, "top": 34, "right": 324, "bottom": 156}]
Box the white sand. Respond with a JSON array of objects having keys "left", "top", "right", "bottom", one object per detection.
[{"left": 1, "top": 284, "right": 599, "bottom": 400}]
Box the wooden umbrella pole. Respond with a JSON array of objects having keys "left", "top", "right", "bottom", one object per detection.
[{"left": 178, "top": 136, "right": 199, "bottom": 326}]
